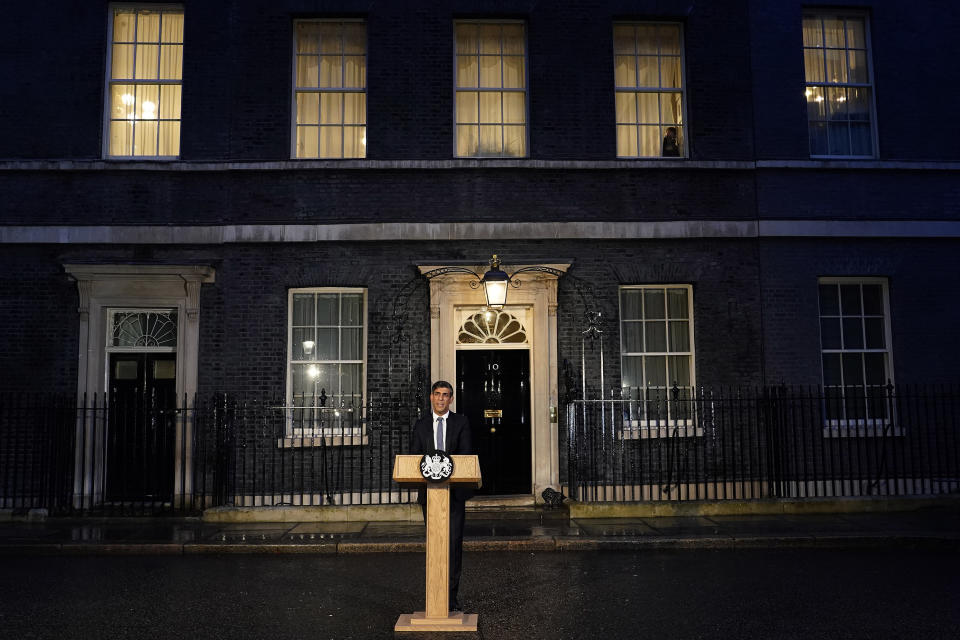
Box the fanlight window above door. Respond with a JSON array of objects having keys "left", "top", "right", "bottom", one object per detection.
[
  {"left": 110, "top": 310, "right": 178, "bottom": 347},
  {"left": 457, "top": 310, "right": 527, "bottom": 344}
]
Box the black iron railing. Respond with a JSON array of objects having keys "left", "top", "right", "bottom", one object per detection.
[
  {"left": 566, "top": 384, "right": 960, "bottom": 502},
  {"left": 0, "top": 393, "right": 421, "bottom": 516}
]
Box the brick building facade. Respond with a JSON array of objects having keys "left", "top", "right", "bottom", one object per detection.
[{"left": 1, "top": 1, "right": 957, "bottom": 508}]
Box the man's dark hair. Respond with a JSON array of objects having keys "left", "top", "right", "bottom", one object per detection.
[{"left": 431, "top": 380, "right": 454, "bottom": 394}]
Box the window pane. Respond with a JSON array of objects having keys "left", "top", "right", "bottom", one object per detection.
[
  {"left": 136, "top": 85, "right": 159, "bottom": 119},
  {"left": 114, "top": 10, "right": 136, "bottom": 42},
  {"left": 161, "top": 12, "right": 183, "bottom": 43},
  {"left": 806, "top": 87, "right": 827, "bottom": 120},
  {"left": 316, "top": 328, "right": 338, "bottom": 360},
  {"left": 639, "top": 125, "right": 660, "bottom": 156},
  {"left": 502, "top": 24, "right": 524, "bottom": 54},
  {"left": 478, "top": 125, "right": 502, "bottom": 155},
  {"left": 861, "top": 285, "right": 883, "bottom": 315},
  {"left": 615, "top": 92, "right": 637, "bottom": 123},
  {"left": 457, "top": 125, "right": 478, "bottom": 156},
  {"left": 621, "top": 289, "right": 642, "bottom": 319},
  {"left": 638, "top": 93, "right": 658, "bottom": 123},
  {"left": 297, "top": 126, "right": 318, "bottom": 158},
  {"left": 804, "top": 50, "right": 824, "bottom": 83},
  {"left": 503, "top": 125, "right": 525, "bottom": 156},
  {"left": 848, "top": 50, "right": 868, "bottom": 83},
  {"left": 864, "top": 353, "right": 886, "bottom": 385},
  {"left": 135, "top": 44, "right": 159, "bottom": 79},
  {"left": 292, "top": 294, "right": 315, "bottom": 325},
  {"left": 341, "top": 328, "right": 362, "bottom": 360},
  {"left": 842, "top": 353, "right": 865, "bottom": 386},
  {"left": 643, "top": 289, "right": 666, "bottom": 319},
  {"left": 822, "top": 353, "right": 842, "bottom": 386},
  {"left": 479, "top": 24, "right": 501, "bottom": 54},
  {"left": 455, "top": 23, "right": 478, "bottom": 54},
  {"left": 111, "top": 84, "right": 136, "bottom": 119},
  {"left": 820, "top": 317, "right": 842, "bottom": 349},
  {"left": 344, "top": 56, "right": 365, "bottom": 88},
  {"left": 456, "top": 92, "right": 478, "bottom": 123},
  {"left": 667, "top": 288, "right": 688, "bottom": 318},
  {"left": 864, "top": 318, "right": 885, "bottom": 349},
  {"left": 645, "top": 321, "right": 667, "bottom": 352},
  {"left": 341, "top": 364, "right": 362, "bottom": 398},
  {"left": 320, "top": 92, "right": 343, "bottom": 124},
  {"left": 343, "top": 23, "right": 365, "bottom": 54},
  {"left": 158, "top": 121, "right": 179, "bottom": 156},
  {"left": 635, "top": 25, "right": 657, "bottom": 53},
  {"left": 809, "top": 122, "right": 828, "bottom": 155},
  {"left": 502, "top": 56, "right": 525, "bottom": 88},
  {"left": 614, "top": 56, "right": 636, "bottom": 87},
  {"left": 479, "top": 56, "right": 501, "bottom": 88},
  {"left": 292, "top": 327, "right": 315, "bottom": 360},
  {"left": 617, "top": 125, "right": 638, "bottom": 157},
  {"left": 668, "top": 355, "right": 690, "bottom": 386},
  {"left": 850, "top": 124, "right": 872, "bottom": 156},
  {"left": 802, "top": 18, "right": 822, "bottom": 47},
  {"left": 296, "top": 93, "right": 319, "bottom": 125},
  {"left": 319, "top": 126, "right": 342, "bottom": 156},
  {"left": 668, "top": 321, "right": 689, "bottom": 352},
  {"left": 622, "top": 356, "right": 642, "bottom": 389},
  {"left": 297, "top": 55, "right": 319, "bottom": 87},
  {"left": 661, "top": 93, "right": 682, "bottom": 125},
  {"left": 623, "top": 323, "right": 643, "bottom": 352},
  {"left": 109, "top": 120, "right": 133, "bottom": 156},
  {"left": 344, "top": 93, "right": 365, "bottom": 125},
  {"left": 316, "top": 294, "right": 338, "bottom": 325},
  {"left": 457, "top": 55, "right": 478, "bottom": 87},
  {"left": 823, "top": 18, "right": 845, "bottom": 48},
  {"left": 613, "top": 25, "right": 635, "bottom": 54},
  {"left": 846, "top": 19, "right": 866, "bottom": 49},
  {"left": 159, "top": 84, "right": 181, "bottom": 119},
  {"left": 658, "top": 25, "right": 681, "bottom": 55},
  {"left": 319, "top": 56, "right": 342, "bottom": 88},
  {"left": 159, "top": 44, "right": 182, "bottom": 80},
  {"left": 637, "top": 56, "right": 657, "bottom": 87},
  {"left": 503, "top": 93, "right": 525, "bottom": 124},
  {"left": 645, "top": 356, "right": 666, "bottom": 387},
  {"left": 297, "top": 23, "right": 320, "bottom": 53},
  {"left": 826, "top": 86, "right": 848, "bottom": 118},
  {"left": 842, "top": 318, "right": 864, "bottom": 349},
  {"left": 318, "top": 23, "right": 340, "bottom": 53},
  {"left": 112, "top": 44, "right": 135, "bottom": 79},
  {"left": 840, "top": 284, "right": 861, "bottom": 315},
  {"left": 479, "top": 92, "right": 502, "bottom": 123},
  {"left": 137, "top": 12, "right": 160, "bottom": 42},
  {"left": 344, "top": 126, "right": 366, "bottom": 158},
  {"left": 660, "top": 57, "right": 681, "bottom": 89},
  {"left": 134, "top": 120, "right": 157, "bottom": 155},
  {"left": 342, "top": 294, "right": 362, "bottom": 325}
]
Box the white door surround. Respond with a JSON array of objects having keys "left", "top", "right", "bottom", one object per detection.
[
  {"left": 63, "top": 264, "right": 215, "bottom": 506},
  {"left": 419, "top": 262, "right": 569, "bottom": 501}
]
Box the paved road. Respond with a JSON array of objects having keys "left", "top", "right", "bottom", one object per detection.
[{"left": 1, "top": 548, "right": 957, "bottom": 639}]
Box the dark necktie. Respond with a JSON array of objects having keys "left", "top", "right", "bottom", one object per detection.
[{"left": 436, "top": 416, "right": 444, "bottom": 450}]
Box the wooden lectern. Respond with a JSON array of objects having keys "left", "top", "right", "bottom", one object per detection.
[{"left": 393, "top": 454, "right": 482, "bottom": 632}]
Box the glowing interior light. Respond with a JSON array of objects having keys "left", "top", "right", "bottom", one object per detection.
[
  {"left": 836, "top": 95, "right": 847, "bottom": 102},
  {"left": 307, "top": 364, "right": 320, "bottom": 379},
  {"left": 121, "top": 93, "right": 135, "bottom": 105},
  {"left": 815, "top": 95, "right": 824, "bottom": 102},
  {"left": 361, "top": 136, "right": 367, "bottom": 146},
  {"left": 142, "top": 100, "right": 157, "bottom": 118}
]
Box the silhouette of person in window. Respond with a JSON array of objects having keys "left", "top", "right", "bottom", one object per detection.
[{"left": 662, "top": 127, "right": 680, "bottom": 157}]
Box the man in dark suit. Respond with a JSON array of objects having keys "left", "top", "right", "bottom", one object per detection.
[{"left": 411, "top": 380, "right": 473, "bottom": 612}]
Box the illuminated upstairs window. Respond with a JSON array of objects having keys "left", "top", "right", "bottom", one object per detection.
[{"left": 105, "top": 6, "right": 183, "bottom": 158}]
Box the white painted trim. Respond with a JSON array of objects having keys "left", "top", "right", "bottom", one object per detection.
[
  {"left": 6, "top": 220, "right": 960, "bottom": 244},
  {"left": 5, "top": 158, "right": 959, "bottom": 170},
  {"left": 421, "top": 262, "right": 569, "bottom": 500}
]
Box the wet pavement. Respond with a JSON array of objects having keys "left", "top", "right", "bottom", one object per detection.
[
  {"left": 1, "top": 547, "right": 958, "bottom": 639},
  {"left": 1, "top": 504, "right": 958, "bottom": 554}
]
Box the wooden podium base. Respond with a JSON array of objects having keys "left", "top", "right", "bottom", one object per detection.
[{"left": 394, "top": 611, "right": 479, "bottom": 632}]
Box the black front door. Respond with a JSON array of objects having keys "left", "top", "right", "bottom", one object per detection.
[
  {"left": 456, "top": 349, "right": 531, "bottom": 495},
  {"left": 106, "top": 354, "right": 177, "bottom": 501}
]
